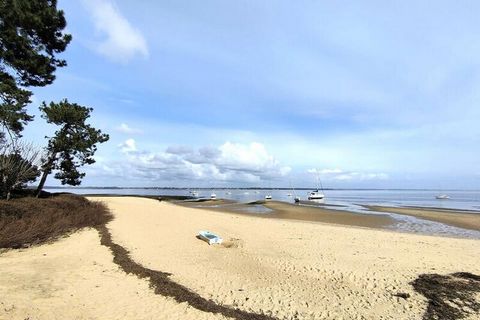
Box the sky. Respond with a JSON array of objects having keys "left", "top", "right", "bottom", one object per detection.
[{"left": 21, "top": 0, "right": 480, "bottom": 189}]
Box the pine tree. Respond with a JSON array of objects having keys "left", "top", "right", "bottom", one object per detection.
[
  {"left": 35, "top": 100, "right": 109, "bottom": 195},
  {"left": 0, "top": 0, "right": 71, "bottom": 142}
]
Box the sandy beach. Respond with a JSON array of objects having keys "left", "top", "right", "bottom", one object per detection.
[{"left": 1, "top": 196, "right": 479, "bottom": 319}]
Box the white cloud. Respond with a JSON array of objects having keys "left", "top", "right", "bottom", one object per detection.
[
  {"left": 116, "top": 123, "right": 143, "bottom": 134},
  {"left": 308, "top": 168, "right": 343, "bottom": 174},
  {"left": 83, "top": 0, "right": 148, "bottom": 63},
  {"left": 118, "top": 138, "right": 137, "bottom": 153},
  {"left": 113, "top": 141, "right": 290, "bottom": 183},
  {"left": 307, "top": 168, "right": 389, "bottom": 181}
]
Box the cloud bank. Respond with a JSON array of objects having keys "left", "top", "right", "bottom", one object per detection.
[{"left": 112, "top": 141, "right": 291, "bottom": 183}]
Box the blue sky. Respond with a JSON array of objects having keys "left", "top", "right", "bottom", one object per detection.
[{"left": 22, "top": 0, "right": 480, "bottom": 188}]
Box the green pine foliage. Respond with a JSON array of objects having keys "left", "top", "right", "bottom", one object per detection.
[
  {"left": 36, "top": 99, "right": 109, "bottom": 193},
  {"left": 0, "top": 0, "right": 71, "bottom": 143},
  {"left": 0, "top": 1, "right": 109, "bottom": 198}
]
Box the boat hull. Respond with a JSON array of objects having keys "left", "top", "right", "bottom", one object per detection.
[{"left": 198, "top": 231, "right": 223, "bottom": 245}]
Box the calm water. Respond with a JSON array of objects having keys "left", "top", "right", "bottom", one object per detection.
[
  {"left": 47, "top": 187, "right": 480, "bottom": 211},
  {"left": 46, "top": 187, "right": 480, "bottom": 239}
]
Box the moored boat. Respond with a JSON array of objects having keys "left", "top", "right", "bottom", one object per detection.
[{"left": 308, "top": 189, "right": 325, "bottom": 200}]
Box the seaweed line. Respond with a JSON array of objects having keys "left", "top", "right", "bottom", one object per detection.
[{"left": 95, "top": 224, "right": 278, "bottom": 320}]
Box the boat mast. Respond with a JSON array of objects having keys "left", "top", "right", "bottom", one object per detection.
[{"left": 318, "top": 174, "right": 324, "bottom": 192}]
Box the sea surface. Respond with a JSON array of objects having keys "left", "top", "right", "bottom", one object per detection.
[
  {"left": 46, "top": 187, "right": 480, "bottom": 210},
  {"left": 45, "top": 187, "right": 480, "bottom": 239}
]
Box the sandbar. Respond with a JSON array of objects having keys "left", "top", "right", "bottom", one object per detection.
[{"left": 367, "top": 205, "right": 480, "bottom": 231}]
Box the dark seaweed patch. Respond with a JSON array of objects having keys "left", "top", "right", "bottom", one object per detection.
[{"left": 411, "top": 272, "right": 480, "bottom": 320}]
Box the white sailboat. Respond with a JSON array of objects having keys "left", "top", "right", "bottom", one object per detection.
[
  {"left": 308, "top": 189, "right": 325, "bottom": 201},
  {"left": 308, "top": 171, "right": 325, "bottom": 203},
  {"left": 265, "top": 183, "right": 272, "bottom": 200},
  {"left": 210, "top": 186, "right": 217, "bottom": 199}
]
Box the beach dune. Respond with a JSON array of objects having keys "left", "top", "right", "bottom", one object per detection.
[{"left": 1, "top": 196, "right": 479, "bottom": 319}]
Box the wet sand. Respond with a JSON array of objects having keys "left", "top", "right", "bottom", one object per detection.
[
  {"left": 367, "top": 205, "right": 480, "bottom": 231},
  {"left": 179, "top": 200, "right": 394, "bottom": 229},
  {"left": 263, "top": 201, "right": 393, "bottom": 228}
]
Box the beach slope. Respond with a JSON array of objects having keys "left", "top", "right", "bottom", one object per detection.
[{"left": 1, "top": 196, "right": 479, "bottom": 319}]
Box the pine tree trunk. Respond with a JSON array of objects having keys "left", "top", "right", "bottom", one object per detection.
[
  {"left": 36, "top": 156, "right": 55, "bottom": 197},
  {"left": 35, "top": 169, "right": 49, "bottom": 197}
]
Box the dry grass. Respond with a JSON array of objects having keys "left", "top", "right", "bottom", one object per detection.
[{"left": 0, "top": 194, "right": 112, "bottom": 248}]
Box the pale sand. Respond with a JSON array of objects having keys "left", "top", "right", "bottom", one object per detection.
[
  {"left": 0, "top": 229, "right": 228, "bottom": 320},
  {"left": 1, "top": 196, "right": 479, "bottom": 319}
]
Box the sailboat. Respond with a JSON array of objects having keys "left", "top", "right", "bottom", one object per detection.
[
  {"left": 308, "top": 171, "right": 325, "bottom": 203},
  {"left": 289, "top": 181, "right": 300, "bottom": 203},
  {"left": 308, "top": 189, "right": 325, "bottom": 201},
  {"left": 210, "top": 186, "right": 217, "bottom": 199},
  {"left": 265, "top": 183, "right": 272, "bottom": 200}
]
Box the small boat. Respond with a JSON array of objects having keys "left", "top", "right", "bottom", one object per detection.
[
  {"left": 197, "top": 230, "right": 223, "bottom": 245},
  {"left": 289, "top": 181, "right": 300, "bottom": 203},
  {"left": 210, "top": 193, "right": 217, "bottom": 199},
  {"left": 265, "top": 195, "right": 272, "bottom": 200},
  {"left": 308, "top": 189, "right": 325, "bottom": 200},
  {"left": 308, "top": 172, "right": 326, "bottom": 202},
  {"left": 225, "top": 191, "right": 232, "bottom": 195},
  {"left": 436, "top": 194, "right": 450, "bottom": 200}
]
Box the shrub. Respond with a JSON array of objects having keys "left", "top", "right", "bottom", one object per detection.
[
  {"left": 0, "top": 194, "right": 112, "bottom": 248},
  {"left": 0, "top": 142, "right": 41, "bottom": 200}
]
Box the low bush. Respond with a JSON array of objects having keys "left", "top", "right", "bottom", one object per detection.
[{"left": 0, "top": 194, "right": 112, "bottom": 248}]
